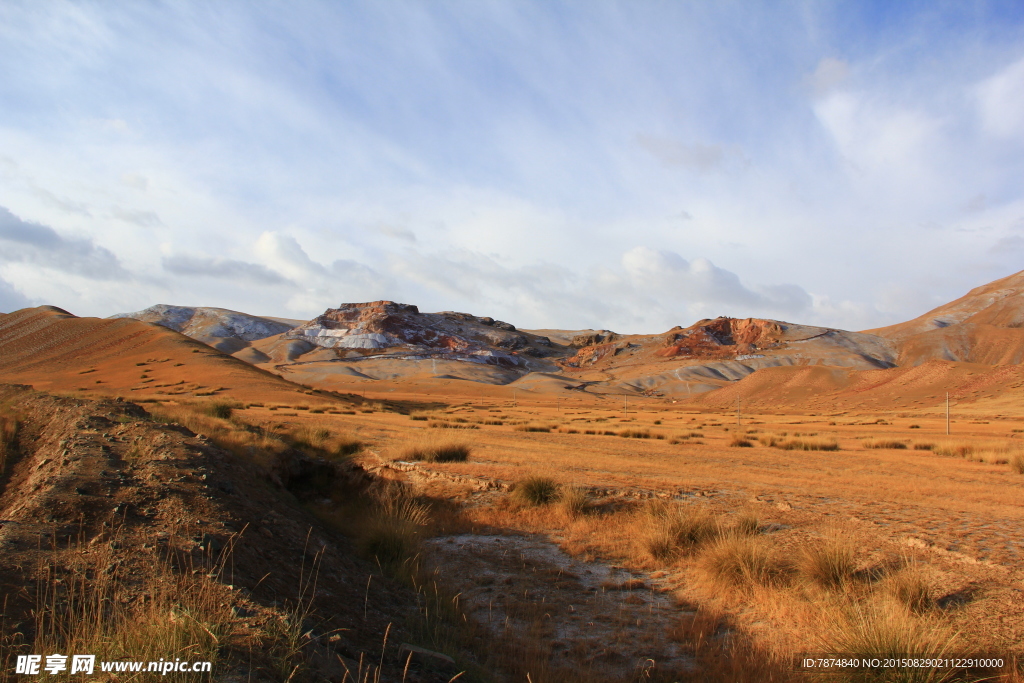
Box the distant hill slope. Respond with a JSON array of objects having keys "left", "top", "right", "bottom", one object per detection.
[
  {"left": 111, "top": 304, "right": 296, "bottom": 354},
  {"left": 866, "top": 270, "right": 1024, "bottom": 365},
  {"left": 555, "top": 316, "right": 897, "bottom": 395},
  {"left": 0, "top": 306, "right": 337, "bottom": 404}
]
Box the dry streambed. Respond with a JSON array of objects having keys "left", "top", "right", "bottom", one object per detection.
[{"left": 421, "top": 532, "right": 696, "bottom": 681}]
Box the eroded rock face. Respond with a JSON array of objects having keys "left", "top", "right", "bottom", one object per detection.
[
  {"left": 286, "top": 301, "right": 535, "bottom": 366},
  {"left": 657, "top": 317, "right": 784, "bottom": 359}
]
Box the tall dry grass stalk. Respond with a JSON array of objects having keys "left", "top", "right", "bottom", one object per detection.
[
  {"left": 29, "top": 540, "right": 237, "bottom": 682},
  {"left": 357, "top": 482, "right": 430, "bottom": 569},
  {"left": 395, "top": 433, "right": 471, "bottom": 463}
]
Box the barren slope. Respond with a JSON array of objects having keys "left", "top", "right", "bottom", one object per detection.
[
  {"left": 0, "top": 306, "right": 336, "bottom": 405},
  {"left": 868, "top": 270, "right": 1024, "bottom": 365}
]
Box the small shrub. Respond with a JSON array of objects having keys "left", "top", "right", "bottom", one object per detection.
[
  {"left": 909, "top": 424, "right": 920, "bottom": 429},
  {"left": 729, "top": 437, "right": 753, "bottom": 448},
  {"left": 512, "top": 476, "right": 560, "bottom": 506}
]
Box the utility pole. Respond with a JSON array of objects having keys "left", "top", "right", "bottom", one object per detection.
[
  {"left": 624, "top": 395, "right": 628, "bottom": 415},
  {"left": 946, "top": 392, "right": 950, "bottom": 436}
]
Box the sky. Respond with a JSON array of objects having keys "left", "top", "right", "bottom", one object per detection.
[{"left": 2, "top": 1, "right": 1024, "bottom": 333}]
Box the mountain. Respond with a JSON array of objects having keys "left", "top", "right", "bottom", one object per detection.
[
  {"left": 866, "top": 270, "right": 1024, "bottom": 365},
  {"left": 111, "top": 304, "right": 298, "bottom": 354}
]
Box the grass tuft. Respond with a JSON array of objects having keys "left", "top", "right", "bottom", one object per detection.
[
  {"left": 700, "top": 535, "right": 789, "bottom": 589},
  {"left": 511, "top": 476, "right": 560, "bottom": 506},
  {"left": 862, "top": 439, "right": 908, "bottom": 449},
  {"left": 397, "top": 436, "right": 471, "bottom": 463},
  {"left": 799, "top": 531, "right": 859, "bottom": 590},
  {"left": 1011, "top": 453, "right": 1024, "bottom": 474},
  {"left": 729, "top": 437, "right": 753, "bottom": 448},
  {"left": 641, "top": 502, "right": 722, "bottom": 561}
]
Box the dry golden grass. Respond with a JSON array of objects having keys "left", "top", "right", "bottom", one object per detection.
[
  {"left": 0, "top": 411, "right": 19, "bottom": 477},
  {"left": 700, "top": 534, "right": 789, "bottom": 589},
  {"left": 511, "top": 475, "right": 560, "bottom": 506},
  {"left": 881, "top": 561, "right": 934, "bottom": 614},
  {"left": 729, "top": 436, "right": 754, "bottom": 447},
  {"left": 799, "top": 530, "right": 859, "bottom": 590},
  {"left": 1011, "top": 453, "right": 1024, "bottom": 474},
  {"left": 862, "top": 438, "right": 908, "bottom": 449},
  {"left": 639, "top": 501, "right": 722, "bottom": 561},
  {"left": 394, "top": 433, "right": 471, "bottom": 463}
]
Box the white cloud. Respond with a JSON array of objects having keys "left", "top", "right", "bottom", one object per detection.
[{"left": 976, "top": 56, "right": 1024, "bottom": 140}]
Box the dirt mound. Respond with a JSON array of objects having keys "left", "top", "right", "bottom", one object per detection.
[
  {"left": 0, "top": 306, "right": 333, "bottom": 405},
  {"left": 0, "top": 386, "right": 437, "bottom": 680}
]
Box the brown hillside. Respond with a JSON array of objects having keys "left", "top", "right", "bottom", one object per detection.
[
  {"left": 867, "top": 270, "right": 1024, "bottom": 365},
  {"left": 0, "top": 306, "right": 337, "bottom": 405}
]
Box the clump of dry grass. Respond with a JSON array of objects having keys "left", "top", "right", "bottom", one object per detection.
[
  {"left": 396, "top": 434, "right": 471, "bottom": 463},
  {"left": 618, "top": 428, "right": 651, "bottom": 439},
  {"left": 932, "top": 441, "right": 974, "bottom": 458},
  {"left": 358, "top": 482, "right": 430, "bottom": 567},
  {"left": 1010, "top": 453, "right": 1024, "bottom": 474},
  {"left": 881, "top": 561, "right": 934, "bottom": 613},
  {"left": 0, "top": 412, "right": 19, "bottom": 477},
  {"left": 514, "top": 424, "right": 552, "bottom": 433},
  {"left": 776, "top": 437, "right": 840, "bottom": 451},
  {"left": 729, "top": 437, "right": 753, "bottom": 448},
  {"left": 511, "top": 476, "right": 560, "bottom": 506},
  {"left": 700, "top": 535, "right": 789, "bottom": 589},
  {"left": 799, "top": 531, "right": 859, "bottom": 590},
  {"left": 640, "top": 502, "right": 722, "bottom": 561},
  {"left": 559, "top": 485, "right": 590, "bottom": 519},
  {"left": 817, "top": 602, "right": 959, "bottom": 678},
  {"left": 862, "top": 439, "right": 908, "bottom": 449}
]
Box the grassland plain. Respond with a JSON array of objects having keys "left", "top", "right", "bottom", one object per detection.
[{"left": 233, "top": 391, "right": 1024, "bottom": 680}]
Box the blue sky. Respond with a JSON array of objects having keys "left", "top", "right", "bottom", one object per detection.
[{"left": 2, "top": 1, "right": 1024, "bottom": 332}]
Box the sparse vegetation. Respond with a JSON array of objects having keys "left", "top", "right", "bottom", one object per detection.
[
  {"left": 728, "top": 436, "right": 753, "bottom": 447},
  {"left": 1010, "top": 453, "right": 1024, "bottom": 474},
  {"left": 618, "top": 428, "right": 651, "bottom": 439}
]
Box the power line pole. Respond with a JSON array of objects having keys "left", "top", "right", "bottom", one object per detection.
[{"left": 624, "top": 395, "right": 628, "bottom": 415}]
